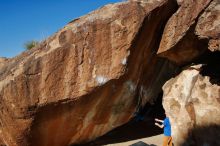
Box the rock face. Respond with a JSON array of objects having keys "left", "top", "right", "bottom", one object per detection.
[
  {"left": 0, "top": 57, "right": 8, "bottom": 69},
  {"left": 196, "top": 0, "right": 220, "bottom": 52},
  {"left": 157, "top": 0, "right": 220, "bottom": 145},
  {"left": 0, "top": 0, "right": 177, "bottom": 146},
  {"left": 1, "top": 0, "right": 219, "bottom": 145},
  {"left": 157, "top": 0, "right": 212, "bottom": 65},
  {"left": 163, "top": 65, "right": 220, "bottom": 146}
]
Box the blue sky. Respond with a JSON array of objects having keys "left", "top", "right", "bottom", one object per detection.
[{"left": 0, "top": 0, "right": 122, "bottom": 58}]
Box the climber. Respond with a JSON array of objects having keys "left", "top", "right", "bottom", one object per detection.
[{"left": 155, "top": 112, "right": 172, "bottom": 146}]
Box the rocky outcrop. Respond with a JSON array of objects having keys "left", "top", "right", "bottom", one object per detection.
[
  {"left": 1, "top": 0, "right": 219, "bottom": 145},
  {"left": 157, "top": 0, "right": 212, "bottom": 65},
  {"left": 196, "top": 0, "right": 220, "bottom": 52},
  {"left": 157, "top": 1, "right": 220, "bottom": 144},
  {"left": 0, "top": 57, "right": 8, "bottom": 69},
  {"left": 162, "top": 65, "right": 220, "bottom": 146},
  {"left": 0, "top": 0, "right": 177, "bottom": 146}
]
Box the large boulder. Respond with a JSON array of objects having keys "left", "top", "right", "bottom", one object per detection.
[
  {"left": 158, "top": 0, "right": 220, "bottom": 145},
  {"left": 162, "top": 65, "right": 220, "bottom": 145},
  {"left": 157, "top": 0, "right": 212, "bottom": 65},
  {"left": 0, "top": 0, "right": 177, "bottom": 145}
]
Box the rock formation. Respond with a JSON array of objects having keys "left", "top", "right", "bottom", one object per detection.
[
  {"left": 157, "top": 0, "right": 212, "bottom": 65},
  {"left": 196, "top": 0, "right": 220, "bottom": 52},
  {"left": 159, "top": 0, "right": 220, "bottom": 145},
  {"left": 0, "top": 0, "right": 177, "bottom": 145},
  {"left": 0, "top": 57, "right": 8, "bottom": 69},
  {"left": 162, "top": 65, "right": 220, "bottom": 146},
  {"left": 0, "top": 0, "right": 219, "bottom": 146}
]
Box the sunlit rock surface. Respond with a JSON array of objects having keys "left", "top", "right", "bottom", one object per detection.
[
  {"left": 163, "top": 65, "right": 220, "bottom": 146},
  {"left": 157, "top": 0, "right": 211, "bottom": 65},
  {"left": 0, "top": 57, "right": 8, "bottom": 69},
  {"left": 196, "top": 0, "right": 220, "bottom": 52},
  {"left": 0, "top": 0, "right": 219, "bottom": 145},
  {"left": 0, "top": 0, "right": 177, "bottom": 145}
]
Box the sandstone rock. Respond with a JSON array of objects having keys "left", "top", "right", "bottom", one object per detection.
[
  {"left": 157, "top": 0, "right": 211, "bottom": 65},
  {"left": 196, "top": 0, "right": 220, "bottom": 52},
  {"left": 162, "top": 65, "right": 220, "bottom": 145},
  {"left": 0, "top": 0, "right": 177, "bottom": 145},
  {"left": 0, "top": 57, "right": 8, "bottom": 69}
]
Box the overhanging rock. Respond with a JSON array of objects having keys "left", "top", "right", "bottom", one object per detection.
[{"left": 0, "top": 0, "right": 177, "bottom": 145}]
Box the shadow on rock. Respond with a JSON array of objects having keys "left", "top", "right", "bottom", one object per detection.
[
  {"left": 73, "top": 118, "right": 162, "bottom": 146},
  {"left": 74, "top": 94, "right": 165, "bottom": 146},
  {"left": 180, "top": 124, "right": 220, "bottom": 146},
  {"left": 73, "top": 97, "right": 165, "bottom": 146},
  {"left": 194, "top": 51, "right": 220, "bottom": 85}
]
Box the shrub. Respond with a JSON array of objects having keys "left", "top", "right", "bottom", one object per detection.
[{"left": 24, "top": 40, "right": 39, "bottom": 50}]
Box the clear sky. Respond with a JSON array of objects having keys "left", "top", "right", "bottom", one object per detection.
[{"left": 0, "top": 0, "right": 122, "bottom": 58}]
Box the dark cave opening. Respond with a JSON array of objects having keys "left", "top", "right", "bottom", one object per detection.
[
  {"left": 133, "top": 92, "right": 165, "bottom": 121},
  {"left": 193, "top": 50, "right": 220, "bottom": 85}
]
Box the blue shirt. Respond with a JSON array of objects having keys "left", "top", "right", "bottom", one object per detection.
[{"left": 164, "top": 117, "right": 171, "bottom": 136}]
